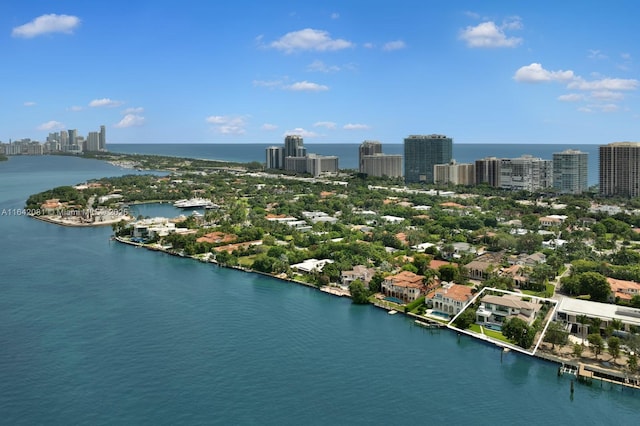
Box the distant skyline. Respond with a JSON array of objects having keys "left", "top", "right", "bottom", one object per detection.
[{"left": 2, "top": 1, "right": 639, "bottom": 145}]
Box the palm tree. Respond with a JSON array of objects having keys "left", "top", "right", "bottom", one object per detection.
[{"left": 577, "top": 314, "right": 589, "bottom": 344}]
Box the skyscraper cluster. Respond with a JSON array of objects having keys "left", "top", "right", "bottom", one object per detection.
[
  {"left": 265, "top": 135, "right": 338, "bottom": 177},
  {"left": 0, "top": 125, "right": 107, "bottom": 156}
]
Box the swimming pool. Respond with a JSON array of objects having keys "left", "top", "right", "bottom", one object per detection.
[
  {"left": 483, "top": 323, "right": 502, "bottom": 332},
  {"left": 429, "top": 310, "right": 450, "bottom": 319},
  {"left": 384, "top": 297, "right": 405, "bottom": 305}
]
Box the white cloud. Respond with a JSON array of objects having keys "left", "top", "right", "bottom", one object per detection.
[
  {"left": 205, "top": 115, "right": 247, "bottom": 135},
  {"left": 363, "top": 42, "right": 375, "bottom": 49},
  {"left": 588, "top": 49, "right": 607, "bottom": 60},
  {"left": 12, "top": 14, "right": 80, "bottom": 38},
  {"left": 37, "top": 120, "right": 64, "bottom": 131},
  {"left": 253, "top": 79, "right": 282, "bottom": 88},
  {"left": 285, "top": 81, "right": 329, "bottom": 92},
  {"left": 568, "top": 77, "right": 638, "bottom": 91},
  {"left": 314, "top": 121, "right": 337, "bottom": 129},
  {"left": 502, "top": 17, "right": 523, "bottom": 30},
  {"left": 513, "top": 63, "right": 575, "bottom": 83},
  {"left": 307, "top": 60, "right": 340, "bottom": 73},
  {"left": 123, "top": 107, "right": 144, "bottom": 114},
  {"left": 382, "top": 40, "right": 406, "bottom": 51},
  {"left": 68, "top": 105, "right": 84, "bottom": 112},
  {"left": 114, "top": 114, "right": 145, "bottom": 128},
  {"left": 590, "top": 90, "right": 625, "bottom": 101},
  {"left": 557, "top": 93, "right": 584, "bottom": 102},
  {"left": 284, "top": 128, "right": 319, "bottom": 138},
  {"left": 331, "top": 13, "right": 340, "bottom": 19},
  {"left": 579, "top": 104, "right": 619, "bottom": 113},
  {"left": 262, "top": 123, "right": 278, "bottom": 130},
  {"left": 621, "top": 53, "right": 632, "bottom": 60},
  {"left": 269, "top": 28, "right": 353, "bottom": 53},
  {"left": 460, "top": 21, "right": 522, "bottom": 48},
  {"left": 89, "top": 98, "right": 124, "bottom": 108},
  {"left": 343, "top": 123, "right": 370, "bottom": 130},
  {"left": 23, "top": 101, "right": 36, "bottom": 107}
]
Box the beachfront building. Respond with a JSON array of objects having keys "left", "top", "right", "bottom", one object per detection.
[
  {"left": 599, "top": 142, "right": 640, "bottom": 197},
  {"left": 499, "top": 155, "right": 553, "bottom": 191},
  {"left": 359, "top": 140, "right": 402, "bottom": 178},
  {"left": 265, "top": 146, "right": 285, "bottom": 169},
  {"left": 433, "top": 160, "right": 475, "bottom": 186},
  {"left": 428, "top": 283, "right": 473, "bottom": 316},
  {"left": 553, "top": 149, "right": 588, "bottom": 194},
  {"left": 404, "top": 134, "right": 452, "bottom": 183},
  {"left": 475, "top": 157, "right": 501, "bottom": 188},
  {"left": 381, "top": 271, "right": 426, "bottom": 303}
]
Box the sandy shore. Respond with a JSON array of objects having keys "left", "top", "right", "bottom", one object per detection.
[{"left": 30, "top": 213, "right": 134, "bottom": 227}]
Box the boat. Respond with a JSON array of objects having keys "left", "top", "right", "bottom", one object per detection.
[
  {"left": 388, "top": 310, "right": 398, "bottom": 315},
  {"left": 173, "top": 198, "right": 216, "bottom": 209}
]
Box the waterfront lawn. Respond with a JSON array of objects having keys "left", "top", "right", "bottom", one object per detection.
[
  {"left": 469, "top": 324, "right": 511, "bottom": 344},
  {"left": 238, "top": 255, "right": 257, "bottom": 267}
]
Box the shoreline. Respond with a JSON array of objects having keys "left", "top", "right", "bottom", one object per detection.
[
  {"left": 111, "top": 235, "right": 639, "bottom": 391},
  {"left": 30, "top": 213, "right": 133, "bottom": 227}
]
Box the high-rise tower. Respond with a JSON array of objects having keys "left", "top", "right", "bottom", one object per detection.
[
  {"left": 403, "top": 134, "right": 452, "bottom": 183},
  {"left": 600, "top": 142, "right": 640, "bottom": 197},
  {"left": 553, "top": 149, "right": 588, "bottom": 194}
]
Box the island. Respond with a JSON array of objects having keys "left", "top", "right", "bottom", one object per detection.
[{"left": 25, "top": 153, "right": 640, "bottom": 389}]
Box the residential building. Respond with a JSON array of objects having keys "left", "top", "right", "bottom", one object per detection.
[
  {"left": 433, "top": 160, "right": 475, "bottom": 186},
  {"left": 381, "top": 271, "right": 425, "bottom": 303},
  {"left": 428, "top": 283, "right": 473, "bottom": 316},
  {"left": 284, "top": 134, "right": 305, "bottom": 158},
  {"left": 361, "top": 154, "right": 403, "bottom": 178},
  {"left": 404, "top": 134, "right": 452, "bottom": 183},
  {"left": 341, "top": 265, "right": 377, "bottom": 288},
  {"left": 599, "top": 142, "right": 640, "bottom": 197},
  {"left": 475, "top": 157, "right": 501, "bottom": 187},
  {"left": 291, "top": 258, "right": 334, "bottom": 274},
  {"left": 553, "top": 149, "right": 588, "bottom": 194},
  {"left": 607, "top": 277, "right": 640, "bottom": 302},
  {"left": 87, "top": 131, "right": 100, "bottom": 152},
  {"left": 99, "top": 125, "right": 106, "bottom": 150},
  {"left": 306, "top": 154, "right": 339, "bottom": 177},
  {"left": 265, "top": 146, "right": 285, "bottom": 169},
  {"left": 359, "top": 140, "right": 382, "bottom": 171},
  {"left": 499, "top": 155, "right": 553, "bottom": 191},
  {"left": 475, "top": 294, "right": 539, "bottom": 326},
  {"left": 555, "top": 297, "right": 640, "bottom": 335}
]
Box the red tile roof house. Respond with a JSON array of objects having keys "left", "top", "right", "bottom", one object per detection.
[
  {"left": 607, "top": 277, "right": 640, "bottom": 302},
  {"left": 427, "top": 283, "right": 473, "bottom": 317},
  {"left": 381, "top": 271, "right": 426, "bottom": 303}
]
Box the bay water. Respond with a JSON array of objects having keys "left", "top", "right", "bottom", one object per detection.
[{"left": 1, "top": 155, "right": 638, "bottom": 425}]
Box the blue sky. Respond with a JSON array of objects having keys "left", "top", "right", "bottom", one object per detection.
[{"left": 1, "top": 1, "right": 639, "bottom": 145}]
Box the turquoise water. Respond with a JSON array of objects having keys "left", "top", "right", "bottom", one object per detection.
[
  {"left": 384, "top": 296, "right": 405, "bottom": 305},
  {"left": 1, "top": 156, "right": 639, "bottom": 425}
]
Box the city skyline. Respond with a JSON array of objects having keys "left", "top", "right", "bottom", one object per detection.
[{"left": 2, "top": 2, "right": 639, "bottom": 145}]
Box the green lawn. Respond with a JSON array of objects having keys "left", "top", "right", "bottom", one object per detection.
[
  {"left": 521, "top": 283, "right": 555, "bottom": 298},
  {"left": 468, "top": 324, "right": 512, "bottom": 344},
  {"left": 237, "top": 255, "right": 257, "bottom": 267}
]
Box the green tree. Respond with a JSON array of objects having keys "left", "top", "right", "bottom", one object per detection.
[
  {"left": 587, "top": 333, "right": 604, "bottom": 359},
  {"left": 607, "top": 336, "right": 621, "bottom": 363},
  {"left": 627, "top": 353, "right": 638, "bottom": 374},
  {"left": 349, "top": 279, "right": 370, "bottom": 304},
  {"left": 438, "top": 264, "right": 459, "bottom": 282},
  {"left": 368, "top": 272, "right": 384, "bottom": 294},
  {"left": 573, "top": 343, "right": 584, "bottom": 358},
  {"left": 503, "top": 317, "right": 535, "bottom": 349},
  {"left": 543, "top": 322, "right": 569, "bottom": 350},
  {"left": 577, "top": 272, "right": 611, "bottom": 302},
  {"left": 453, "top": 308, "right": 476, "bottom": 330}
]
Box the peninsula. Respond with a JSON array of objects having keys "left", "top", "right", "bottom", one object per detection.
[{"left": 25, "top": 153, "right": 640, "bottom": 388}]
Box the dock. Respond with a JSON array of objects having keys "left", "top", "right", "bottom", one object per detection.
[{"left": 577, "top": 362, "right": 640, "bottom": 389}]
